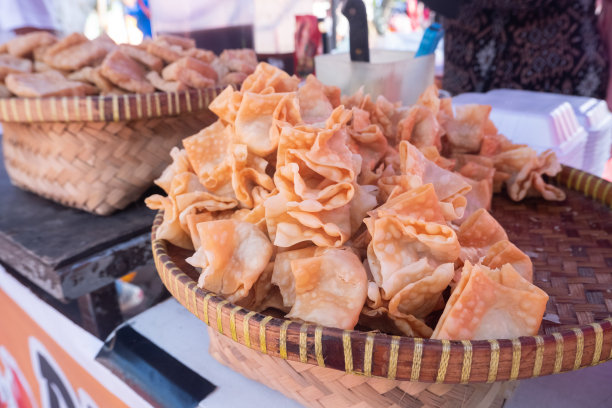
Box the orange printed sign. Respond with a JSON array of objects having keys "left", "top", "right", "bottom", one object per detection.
[{"left": 0, "top": 287, "right": 129, "bottom": 408}]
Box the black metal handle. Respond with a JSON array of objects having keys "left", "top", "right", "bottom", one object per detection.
[{"left": 342, "top": 0, "right": 370, "bottom": 62}]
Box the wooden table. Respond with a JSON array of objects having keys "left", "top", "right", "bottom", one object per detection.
[{"left": 0, "top": 136, "right": 156, "bottom": 338}]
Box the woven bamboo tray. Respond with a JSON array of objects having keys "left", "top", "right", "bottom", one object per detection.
[
  {"left": 0, "top": 89, "right": 219, "bottom": 215},
  {"left": 152, "top": 167, "right": 612, "bottom": 407}
]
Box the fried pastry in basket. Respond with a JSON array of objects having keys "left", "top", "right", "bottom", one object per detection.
[
  {"left": 432, "top": 261, "right": 548, "bottom": 340},
  {"left": 5, "top": 31, "right": 57, "bottom": 58},
  {"left": 100, "top": 49, "right": 155, "bottom": 94},
  {"left": 43, "top": 33, "right": 110, "bottom": 71},
  {"left": 148, "top": 63, "right": 561, "bottom": 341},
  {"left": 5, "top": 70, "right": 98, "bottom": 98},
  {"left": 0, "top": 54, "right": 32, "bottom": 81}
]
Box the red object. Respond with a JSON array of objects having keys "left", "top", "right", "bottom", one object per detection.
[{"left": 294, "top": 15, "right": 322, "bottom": 78}]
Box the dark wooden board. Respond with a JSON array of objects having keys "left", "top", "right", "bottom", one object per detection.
[{"left": 0, "top": 136, "right": 156, "bottom": 300}]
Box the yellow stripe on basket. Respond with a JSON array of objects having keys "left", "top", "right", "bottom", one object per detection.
[
  {"left": 243, "top": 311, "right": 256, "bottom": 348},
  {"left": 86, "top": 96, "right": 93, "bottom": 121},
  {"left": 51, "top": 98, "right": 59, "bottom": 121},
  {"left": 73, "top": 97, "right": 81, "bottom": 121},
  {"left": 533, "top": 336, "right": 544, "bottom": 377},
  {"left": 436, "top": 339, "right": 451, "bottom": 383},
  {"left": 216, "top": 300, "right": 229, "bottom": 334},
  {"left": 183, "top": 282, "right": 195, "bottom": 315},
  {"left": 364, "top": 333, "right": 374, "bottom": 377},
  {"left": 154, "top": 93, "right": 161, "bottom": 116},
  {"left": 315, "top": 326, "right": 325, "bottom": 367},
  {"left": 229, "top": 306, "right": 242, "bottom": 342},
  {"left": 460, "top": 340, "right": 473, "bottom": 384},
  {"left": 592, "top": 178, "right": 604, "bottom": 202},
  {"left": 584, "top": 175, "right": 595, "bottom": 198},
  {"left": 567, "top": 168, "right": 577, "bottom": 190},
  {"left": 388, "top": 336, "right": 400, "bottom": 380},
  {"left": 136, "top": 94, "right": 143, "bottom": 118},
  {"left": 411, "top": 338, "right": 423, "bottom": 381},
  {"left": 185, "top": 91, "right": 192, "bottom": 112},
  {"left": 573, "top": 171, "right": 585, "bottom": 192},
  {"left": 204, "top": 89, "right": 210, "bottom": 109},
  {"left": 342, "top": 331, "right": 353, "bottom": 373},
  {"left": 36, "top": 98, "right": 43, "bottom": 121},
  {"left": 60, "top": 97, "right": 68, "bottom": 121},
  {"left": 202, "top": 293, "right": 212, "bottom": 325},
  {"left": 279, "top": 320, "right": 292, "bottom": 360},
  {"left": 591, "top": 323, "right": 603, "bottom": 365},
  {"left": 98, "top": 97, "right": 105, "bottom": 121},
  {"left": 259, "top": 315, "right": 273, "bottom": 354},
  {"left": 24, "top": 99, "right": 32, "bottom": 122},
  {"left": 123, "top": 95, "right": 131, "bottom": 121},
  {"left": 572, "top": 328, "right": 584, "bottom": 370},
  {"left": 146, "top": 93, "right": 152, "bottom": 117},
  {"left": 10, "top": 99, "right": 18, "bottom": 121},
  {"left": 0, "top": 100, "right": 8, "bottom": 120},
  {"left": 166, "top": 92, "right": 173, "bottom": 115},
  {"left": 174, "top": 92, "right": 181, "bottom": 115},
  {"left": 602, "top": 182, "right": 612, "bottom": 207},
  {"left": 510, "top": 338, "right": 522, "bottom": 380},
  {"left": 189, "top": 283, "right": 200, "bottom": 321},
  {"left": 487, "top": 340, "right": 500, "bottom": 383},
  {"left": 172, "top": 270, "right": 182, "bottom": 300},
  {"left": 197, "top": 89, "right": 203, "bottom": 110},
  {"left": 299, "top": 324, "right": 309, "bottom": 363},
  {"left": 553, "top": 332, "right": 564, "bottom": 374},
  {"left": 112, "top": 95, "right": 120, "bottom": 122}
]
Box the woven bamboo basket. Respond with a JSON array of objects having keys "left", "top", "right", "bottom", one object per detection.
[
  {"left": 152, "top": 166, "right": 612, "bottom": 407},
  {"left": 0, "top": 89, "right": 219, "bottom": 215}
]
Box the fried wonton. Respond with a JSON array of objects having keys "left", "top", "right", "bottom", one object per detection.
[
  {"left": 182, "top": 120, "right": 233, "bottom": 191},
  {"left": 219, "top": 49, "right": 258, "bottom": 74},
  {"left": 399, "top": 141, "right": 471, "bottom": 220},
  {"left": 119, "top": 44, "right": 163, "bottom": 72},
  {"left": 444, "top": 104, "right": 492, "bottom": 154},
  {"left": 494, "top": 147, "right": 566, "bottom": 201},
  {"left": 146, "top": 170, "right": 237, "bottom": 249},
  {"left": 483, "top": 240, "right": 533, "bottom": 282},
  {"left": 456, "top": 208, "right": 508, "bottom": 264},
  {"left": 285, "top": 248, "right": 367, "bottom": 330},
  {"left": 44, "top": 33, "right": 111, "bottom": 71},
  {"left": 240, "top": 62, "right": 299, "bottom": 93},
  {"left": 348, "top": 107, "right": 389, "bottom": 180},
  {"left": 146, "top": 71, "right": 188, "bottom": 92},
  {"left": 187, "top": 219, "right": 274, "bottom": 303},
  {"left": 162, "top": 56, "right": 218, "bottom": 88},
  {"left": 0, "top": 54, "right": 32, "bottom": 80},
  {"left": 0, "top": 84, "right": 11, "bottom": 98},
  {"left": 5, "top": 71, "right": 98, "bottom": 98},
  {"left": 432, "top": 262, "right": 548, "bottom": 340},
  {"left": 397, "top": 105, "right": 442, "bottom": 150},
  {"left": 6, "top": 31, "right": 57, "bottom": 58},
  {"left": 298, "top": 75, "right": 339, "bottom": 124},
  {"left": 100, "top": 49, "right": 155, "bottom": 93}
]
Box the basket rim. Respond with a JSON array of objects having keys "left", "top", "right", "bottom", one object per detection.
[
  {"left": 0, "top": 87, "right": 224, "bottom": 123},
  {"left": 152, "top": 166, "right": 612, "bottom": 383}
]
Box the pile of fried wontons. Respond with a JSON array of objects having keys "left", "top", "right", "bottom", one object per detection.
[
  {"left": 147, "top": 62, "right": 560, "bottom": 340},
  {"left": 0, "top": 32, "right": 256, "bottom": 98}
]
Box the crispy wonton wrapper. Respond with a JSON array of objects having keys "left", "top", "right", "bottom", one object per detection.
[
  {"left": 187, "top": 219, "right": 274, "bottom": 304},
  {"left": 432, "top": 261, "right": 548, "bottom": 340}
]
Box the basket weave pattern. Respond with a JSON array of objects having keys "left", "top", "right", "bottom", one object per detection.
[
  {"left": 0, "top": 89, "right": 219, "bottom": 215},
  {"left": 209, "top": 327, "right": 517, "bottom": 408},
  {"left": 152, "top": 167, "right": 612, "bottom": 406}
]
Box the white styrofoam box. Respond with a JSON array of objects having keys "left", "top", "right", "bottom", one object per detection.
[
  {"left": 453, "top": 90, "right": 588, "bottom": 171},
  {"left": 485, "top": 90, "right": 612, "bottom": 176}
]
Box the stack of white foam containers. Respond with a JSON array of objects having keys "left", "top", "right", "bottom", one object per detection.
[{"left": 452, "top": 89, "right": 612, "bottom": 176}]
